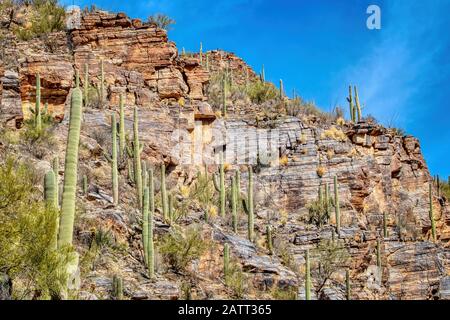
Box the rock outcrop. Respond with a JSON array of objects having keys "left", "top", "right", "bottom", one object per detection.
[{"left": 1, "top": 8, "right": 449, "bottom": 300}]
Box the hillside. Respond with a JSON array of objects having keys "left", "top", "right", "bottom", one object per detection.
[{"left": 0, "top": 6, "right": 449, "bottom": 300}]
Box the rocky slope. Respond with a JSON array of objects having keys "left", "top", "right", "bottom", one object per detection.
[{"left": 0, "top": 9, "right": 449, "bottom": 300}]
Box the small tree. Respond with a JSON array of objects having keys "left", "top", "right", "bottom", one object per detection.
[
  {"left": 312, "top": 239, "right": 349, "bottom": 299},
  {"left": 147, "top": 13, "right": 175, "bottom": 30}
]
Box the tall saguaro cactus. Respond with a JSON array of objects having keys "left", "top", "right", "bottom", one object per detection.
[
  {"left": 354, "top": 86, "right": 362, "bottom": 122},
  {"left": 231, "top": 176, "right": 238, "bottom": 233},
  {"left": 111, "top": 113, "right": 119, "bottom": 205},
  {"left": 429, "top": 183, "right": 437, "bottom": 242},
  {"left": 260, "top": 64, "right": 265, "bottom": 83},
  {"left": 279, "top": 79, "right": 284, "bottom": 99},
  {"left": 305, "top": 249, "right": 311, "bottom": 300},
  {"left": 334, "top": 176, "right": 341, "bottom": 236},
  {"left": 148, "top": 168, "right": 155, "bottom": 278},
  {"left": 243, "top": 166, "right": 254, "bottom": 241},
  {"left": 266, "top": 225, "right": 273, "bottom": 255},
  {"left": 35, "top": 73, "right": 42, "bottom": 131},
  {"left": 347, "top": 85, "right": 354, "bottom": 123},
  {"left": 58, "top": 83, "right": 83, "bottom": 247},
  {"left": 345, "top": 269, "right": 351, "bottom": 300},
  {"left": 161, "top": 164, "right": 169, "bottom": 221},
  {"left": 223, "top": 243, "right": 230, "bottom": 281},
  {"left": 142, "top": 187, "right": 149, "bottom": 266},
  {"left": 53, "top": 156, "right": 59, "bottom": 207},
  {"left": 383, "top": 212, "right": 388, "bottom": 238},
  {"left": 199, "top": 42, "right": 203, "bottom": 66},
  {"left": 133, "top": 107, "right": 143, "bottom": 208},
  {"left": 119, "top": 94, "right": 126, "bottom": 157},
  {"left": 213, "top": 154, "right": 226, "bottom": 218}
]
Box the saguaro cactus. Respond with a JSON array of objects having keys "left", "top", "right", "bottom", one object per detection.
[
  {"left": 133, "top": 107, "right": 143, "bottom": 208},
  {"left": 231, "top": 176, "right": 238, "bottom": 233},
  {"left": 429, "top": 183, "right": 437, "bottom": 242},
  {"left": 142, "top": 161, "right": 148, "bottom": 192},
  {"left": 161, "top": 164, "right": 169, "bottom": 221},
  {"left": 345, "top": 269, "right": 351, "bottom": 300},
  {"left": 334, "top": 176, "right": 341, "bottom": 236},
  {"left": 111, "top": 113, "right": 119, "bottom": 205},
  {"left": 223, "top": 243, "right": 230, "bottom": 280},
  {"left": 44, "top": 170, "right": 57, "bottom": 209},
  {"left": 119, "top": 94, "right": 126, "bottom": 157},
  {"left": 324, "top": 182, "right": 330, "bottom": 220},
  {"left": 168, "top": 193, "right": 174, "bottom": 224},
  {"left": 142, "top": 187, "right": 149, "bottom": 266},
  {"left": 242, "top": 166, "right": 254, "bottom": 241},
  {"left": 35, "top": 73, "right": 42, "bottom": 131},
  {"left": 112, "top": 275, "right": 123, "bottom": 300},
  {"left": 383, "top": 212, "right": 388, "bottom": 238},
  {"left": 213, "top": 155, "right": 226, "bottom": 218},
  {"left": 354, "top": 86, "right": 362, "bottom": 122},
  {"left": 53, "top": 156, "right": 59, "bottom": 207},
  {"left": 305, "top": 249, "right": 311, "bottom": 301},
  {"left": 266, "top": 225, "right": 273, "bottom": 255},
  {"left": 376, "top": 238, "right": 382, "bottom": 268},
  {"left": 347, "top": 85, "right": 354, "bottom": 122},
  {"left": 279, "top": 79, "right": 284, "bottom": 99},
  {"left": 82, "top": 175, "right": 88, "bottom": 195},
  {"left": 199, "top": 42, "right": 203, "bottom": 66},
  {"left": 260, "top": 64, "right": 265, "bottom": 83},
  {"left": 58, "top": 83, "right": 83, "bottom": 247},
  {"left": 148, "top": 168, "right": 155, "bottom": 278}
]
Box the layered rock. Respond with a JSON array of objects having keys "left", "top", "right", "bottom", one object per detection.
[{"left": 70, "top": 11, "right": 209, "bottom": 106}]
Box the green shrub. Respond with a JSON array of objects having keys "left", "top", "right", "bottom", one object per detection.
[
  {"left": 271, "top": 285, "right": 298, "bottom": 300},
  {"left": 159, "top": 225, "right": 208, "bottom": 272},
  {"left": 246, "top": 80, "right": 278, "bottom": 104},
  {"left": 225, "top": 259, "right": 247, "bottom": 299},
  {"left": 13, "top": 0, "right": 66, "bottom": 41},
  {"left": 312, "top": 239, "right": 349, "bottom": 298},
  {"left": 307, "top": 198, "right": 331, "bottom": 228},
  {"left": 0, "top": 154, "right": 71, "bottom": 299},
  {"left": 21, "top": 120, "right": 56, "bottom": 159}
]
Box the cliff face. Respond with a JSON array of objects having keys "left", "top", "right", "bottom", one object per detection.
[{"left": 0, "top": 11, "right": 449, "bottom": 300}]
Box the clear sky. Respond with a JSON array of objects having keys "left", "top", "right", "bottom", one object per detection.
[{"left": 61, "top": 0, "right": 450, "bottom": 178}]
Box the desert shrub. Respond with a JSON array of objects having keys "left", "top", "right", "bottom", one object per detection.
[
  {"left": 311, "top": 239, "right": 349, "bottom": 299},
  {"left": 0, "top": 154, "right": 71, "bottom": 299},
  {"left": 147, "top": 13, "right": 175, "bottom": 30},
  {"left": 205, "top": 71, "right": 231, "bottom": 110},
  {"left": 320, "top": 126, "right": 347, "bottom": 142},
  {"left": 189, "top": 169, "right": 215, "bottom": 219},
  {"left": 225, "top": 259, "right": 247, "bottom": 299},
  {"left": 13, "top": 0, "right": 66, "bottom": 41},
  {"left": 159, "top": 225, "right": 208, "bottom": 272},
  {"left": 271, "top": 285, "right": 298, "bottom": 300},
  {"left": 277, "top": 242, "right": 298, "bottom": 273},
  {"left": 21, "top": 120, "right": 55, "bottom": 159},
  {"left": 247, "top": 80, "right": 278, "bottom": 104},
  {"left": 307, "top": 189, "right": 333, "bottom": 228}
]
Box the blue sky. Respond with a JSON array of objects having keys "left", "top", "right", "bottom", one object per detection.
[{"left": 62, "top": 0, "right": 450, "bottom": 178}]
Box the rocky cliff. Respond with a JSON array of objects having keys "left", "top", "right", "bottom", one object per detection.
[{"left": 0, "top": 10, "right": 449, "bottom": 300}]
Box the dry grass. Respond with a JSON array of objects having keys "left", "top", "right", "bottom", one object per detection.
[
  {"left": 321, "top": 126, "right": 347, "bottom": 142},
  {"left": 316, "top": 166, "right": 326, "bottom": 178}
]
